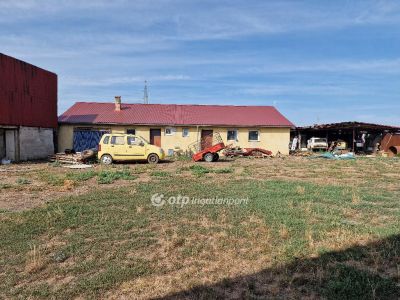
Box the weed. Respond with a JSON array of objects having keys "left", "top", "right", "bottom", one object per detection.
[
  {"left": 214, "top": 167, "right": 234, "bottom": 174},
  {"left": 37, "top": 173, "right": 65, "bottom": 186},
  {"left": 66, "top": 170, "right": 97, "bottom": 182},
  {"left": 189, "top": 165, "right": 211, "bottom": 176},
  {"left": 97, "top": 168, "right": 137, "bottom": 184},
  {"left": 174, "top": 155, "right": 192, "bottom": 161},
  {"left": 0, "top": 183, "right": 13, "bottom": 189},
  {"left": 49, "top": 161, "right": 62, "bottom": 167},
  {"left": 150, "top": 171, "right": 171, "bottom": 177},
  {"left": 16, "top": 178, "right": 31, "bottom": 185}
]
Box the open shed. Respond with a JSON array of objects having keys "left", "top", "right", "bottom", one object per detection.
[{"left": 292, "top": 122, "right": 400, "bottom": 154}]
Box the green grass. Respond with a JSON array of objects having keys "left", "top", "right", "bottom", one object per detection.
[
  {"left": 150, "top": 171, "right": 171, "bottom": 177},
  {"left": 66, "top": 170, "right": 98, "bottom": 182},
  {"left": 0, "top": 183, "right": 13, "bottom": 190},
  {"left": 16, "top": 178, "right": 31, "bottom": 185},
  {"left": 189, "top": 165, "right": 211, "bottom": 176},
  {"left": 97, "top": 168, "right": 137, "bottom": 184},
  {"left": 37, "top": 173, "right": 66, "bottom": 186},
  {"left": 1, "top": 159, "right": 400, "bottom": 298},
  {"left": 213, "top": 167, "right": 234, "bottom": 174}
]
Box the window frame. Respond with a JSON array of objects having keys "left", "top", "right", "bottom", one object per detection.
[
  {"left": 227, "top": 129, "right": 238, "bottom": 141},
  {"left": 103, "top": 136, "right": 110, "bottom": 144},
  {"left": 248, "top": 130, "right": 260, "bottom": 142},
  {"left": 165, "top": 127, "right": 175, "bottom": 136},
  {"left": 127, "top": 136, "right": 139, "bottom": 145},
  {"left": 182, "top": 128, "right": 189, "bottom": 137},
  {"left": 126, "top": 128, "right": 136, "bottom": 135},
  {"left": 111, "top": 136, "right": 126, "bottom": 145}
]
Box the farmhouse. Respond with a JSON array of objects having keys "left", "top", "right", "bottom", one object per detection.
[
  {"left": 58, "top": 97, "right": 294, "bottom": 155},
  {"left": 0, "top": 53, "right": 57, "bottom": 162}
]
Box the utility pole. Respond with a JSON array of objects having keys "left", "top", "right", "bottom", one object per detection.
[{"left": 143, "top": 80, "right": 149, "bottom": 104}]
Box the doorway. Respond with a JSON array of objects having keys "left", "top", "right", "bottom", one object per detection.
[
  {"left": 150, "top": 129, "right": 161, "bottom": 147},
  {"left": 201, "top": 129, "right": 213, "bottom": 150},
  {"left": 0, "top": 129, "right": 5, "bottom": 159}
]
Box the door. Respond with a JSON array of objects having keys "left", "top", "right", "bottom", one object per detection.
[
  {"left": 126, "top": 136, "right": 146, "bottom": 158},
  {"left": 0, "top": 129, "right": 5, "bottom": 159},
  {"left": 150, "top": 129, "right": 161, "bottom": 147},
  {"left": 201, "top": 129, "right": 213, "bottom": 150},
  {"left": 110, "top": 135, "right": 128, "bottom": 159},
  {"left": 5, "top": 129, "right": 18, "bottom": 161}
]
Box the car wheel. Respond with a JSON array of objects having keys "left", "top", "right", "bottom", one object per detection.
[
  {"left": 101, "top": 154, "right": 113, "bottom": 165},
  {"left": 203, "top": 152, "right": 214, "bottom": 162},
  {"left": 212, "top": 153, "right": 219, "bottom": 161},
  {"left": 147, "top": 153, "right": 159, "bottom": 164}
]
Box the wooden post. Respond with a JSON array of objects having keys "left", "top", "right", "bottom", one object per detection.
[{"left": 352, "top": 128, "right": 355, "bottom": 152}]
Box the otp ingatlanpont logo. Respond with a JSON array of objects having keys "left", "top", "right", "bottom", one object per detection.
[{"left": 150, "top": 193, "right": 165, "bottom": 207}]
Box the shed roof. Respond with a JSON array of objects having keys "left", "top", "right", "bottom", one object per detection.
[
  {"left": 59, "top": 102, "right": 294, "bottom": 127},
  {"left": 296, "top": 122, "right": 399, "bottom": 131}
]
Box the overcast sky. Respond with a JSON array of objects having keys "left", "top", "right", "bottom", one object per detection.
[{"left": 1, "top": 0, "right": 400, "bottom": 126}]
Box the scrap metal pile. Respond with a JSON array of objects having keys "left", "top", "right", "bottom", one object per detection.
[{"left": 223, "top": 146, "right": 273, "bottom": 158}]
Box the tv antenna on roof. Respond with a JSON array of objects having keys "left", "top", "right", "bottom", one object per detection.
[{"left": 143, "top": 80, "right": 149, "bottom": 104}]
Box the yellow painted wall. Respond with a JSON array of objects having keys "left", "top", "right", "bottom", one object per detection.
[{"left": 58, "top": 124, "right": 290, "bottom": 155}]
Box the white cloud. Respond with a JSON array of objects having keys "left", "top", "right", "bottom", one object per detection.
[{"left": 62, "top": 74, "right": 191, "bottom": 87}]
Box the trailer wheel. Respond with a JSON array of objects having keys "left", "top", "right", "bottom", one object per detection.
[
  {"left": 212, "top": 153, "right": 219, "bottom": 161},
  {"left": 203, "top": 152, "right": 214, "bottom": 162}
]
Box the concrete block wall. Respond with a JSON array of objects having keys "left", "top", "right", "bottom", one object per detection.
[{"left": 19, "top": 127, "right": 54, "bottom": 161}]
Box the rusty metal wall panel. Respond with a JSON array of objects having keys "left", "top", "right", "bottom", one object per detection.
[{"left": 0, "top": 53, "right": 57, "bottom": 128}]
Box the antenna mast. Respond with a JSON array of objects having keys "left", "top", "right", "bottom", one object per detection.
[{"left": 143, "top": 80, "right": 149, "bottom": 104}]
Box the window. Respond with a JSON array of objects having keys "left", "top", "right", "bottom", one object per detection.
[
  {"left": 127, "top": 136, "right": 138, "bottom": 145},
  {"left": 103, "top": 136, "right": 110, "bottom": 144},
  {"left": 165, "top": 127, "right": 175, "bottom": 136},
  {"left": 111, "top": 136, "right": 125, "bottom": 145},
  {"left": 248, "top": 130, "right": 259, "bottom": 141},
  {"left": 182, "top": 128, "right": 189, "bottom": 137},
  {"left": 127, "top": 129, "right": 136, "bottom": 135},
  {"left": 227, "top": 129, "right": 237, "bottom": 141}
]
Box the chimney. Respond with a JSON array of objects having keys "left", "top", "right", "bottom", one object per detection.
[{"left": 115, "top": 96, "right": 121, "bottom": 111}]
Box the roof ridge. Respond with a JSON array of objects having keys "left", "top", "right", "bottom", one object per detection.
[{"left": 72, "top": 101, "right": 275, "bottom": 108}]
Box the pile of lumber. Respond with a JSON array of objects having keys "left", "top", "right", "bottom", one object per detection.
[{"left": 48, "top": 153, "right": 84, "bottom": 164}]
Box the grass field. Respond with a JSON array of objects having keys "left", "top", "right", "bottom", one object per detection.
[{"left": 0, "top": 157, "right": 400, "bottom": 299}]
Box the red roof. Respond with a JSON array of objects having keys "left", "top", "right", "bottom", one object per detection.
[{"left": 59, "top": 102, "right": 294, "bottom": 127}]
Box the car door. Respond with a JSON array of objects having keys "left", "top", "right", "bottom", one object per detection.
[
  {"left": 126, "top": 136, "right": 146, "bottom": 158},
  {"left": 110, "top": 135, "right": 128, "bottom": 159}
]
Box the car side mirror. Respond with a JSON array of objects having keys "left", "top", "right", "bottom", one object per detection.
[{"left": 139, "top": 141, "right": 145, "bottom": 146}]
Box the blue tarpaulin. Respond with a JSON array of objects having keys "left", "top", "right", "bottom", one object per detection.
[
  {"left": 319, "top": 152, "right": 355, "bottom": 160},
  {"left": 73, "top": 130, "right": 108, "bottom": 152}
]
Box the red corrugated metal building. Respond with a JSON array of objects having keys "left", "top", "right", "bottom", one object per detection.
[
  {"left": 0, "top": 53, "right": 57, "bottom": 128},
  {"left": 0, "top": 53, "right": 57, "bottom": 161}
]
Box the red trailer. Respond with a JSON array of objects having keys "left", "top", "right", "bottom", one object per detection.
[{"left": 189, "top": 132, "right": 226, "bottom": 162}]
